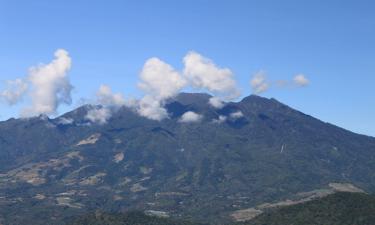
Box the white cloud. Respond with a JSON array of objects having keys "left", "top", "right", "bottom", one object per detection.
[
  {"left": 85, "top": 57, "right": 187, "bottom": 123},
  {"left": 0, "top": 78, "right": 28, "bottom": 105},
  {"left": 179, "top": 111, "right": 203, "bottom": 123},
  {"left": 85, "top": 107, "right": 111, "bottom": 125},
  {"left": 230, "top": 111, "right": 244, "bottom": 119},
  {"left": 22, "top": 49, "right": 73, "bottom": 117},
  {"left": 84, "top": 85, "right": 137, "bottom": 125},
  {"left": 212, "top": 115, "right": 227, "bottom": 124},
  {"left": 208, "top": 96, "right": 225, "bottom": 109},
  {"left": 183, "top": 51, "right": 240, "bottom": 100},
  {"left": 137, "top": 95, "right": 168, "bottom": 121},
  {"left": 250, "top": 71, "right": 269, "bottom": 94},
  {"left": 124, "top": 97, "right": 138, "bottom": 108},
  {"left": 139, "top": 57, "right": 186, "bottom": 101},
  {"left": 137, "top": 57, "right": 186, "bottom": 120},
  {"left": 251, "top": 72, "right": 310, "bottom": 94},
  {"left": 96, "top": 84, "right": 126, "bottom": 106},
  {"left": 57, "top": 117, "right": 74, "bottom": 125},
  {"left": 293, "top": 74, "right": 309, "bottom": 86}
]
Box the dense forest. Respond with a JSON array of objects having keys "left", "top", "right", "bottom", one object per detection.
[
  {"left": 68, "top": 192, "right": 375, "bottom": 225},
  {"left": 68, "top": 211, "right": 208, "bottom": 225},
  {"left": 244, "top": 192, "right": 375, "bottom": 225}
]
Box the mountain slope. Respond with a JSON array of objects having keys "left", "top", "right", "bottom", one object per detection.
[{"left": 0, "top": 93, "right": 374, "bottom": 224}]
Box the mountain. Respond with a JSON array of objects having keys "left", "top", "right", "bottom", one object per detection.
[
  {"left": 243, "top": 192, "right": 375, "bottom": 225},
  {"left": 0, "top": 93, "right": 374, "bottom": 224}
]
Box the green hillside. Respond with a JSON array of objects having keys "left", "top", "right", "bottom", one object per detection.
[
  {"left": 244, "top": 192, "right": 375, "bottom": 225},
  {"left": 68, "top": 211, "right": 207, "bottom": 225},
  {"left": 67, "top": 192, "right": 375, "bottom": 225}
]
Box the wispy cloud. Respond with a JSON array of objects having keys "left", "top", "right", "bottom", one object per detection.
[
  {"left": 212, "top": 115, "right": 227, "bottom": 124},
  {"left": 85, "top": 107, "right": 111, "bottom": 124},
  {"left": 293, "top": 74, "right": 310, "bottom": 86},
  {"left": 250, "top": 71, "right": 310, "bottom": 94},
  {"left": 96, "top": 85, "right": 126, "bottom": 106},
  {"left": 0, "top": 78, "right": 28, "bottom": 105},
  {"left": 250, "top": 71, "right": 269, "bottom": 94}
]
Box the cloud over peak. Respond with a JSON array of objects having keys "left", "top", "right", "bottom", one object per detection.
[
  {"left": 139, "top": 57, "right": 186, "bottom": 101},
  {"left": 137, "top": 95, "right": 169, "bottom": 121},
  {"left": 134, "top": 52, "right": 242, "bottom": 120},
  {"left": 137, "top": 57, "right": 186, "bottom": 121},
  {"left": 183, "top": 51, "right": 240, "bottom": 100},
  {"left": 179, "top": 111, "right": 203, "bottom": 123},
  {"left": 96, "top": 85, "right": 126, "bottom": 107},
  {"left": 208, "top": 96, "right": 225, "bottom": 109},
  {"left": 85, "top": 107, "right": 111, "bottom": 125}
]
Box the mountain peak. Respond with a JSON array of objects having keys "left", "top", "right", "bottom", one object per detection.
[
  {"left": 173, "top": 92, "right": 212, "bottom": 105},
  {"left": 239, "top": 94, "right": 286, "bottom": 111},
  {"left": 240, "top": 94, "right": 274, "bottom": 103}
]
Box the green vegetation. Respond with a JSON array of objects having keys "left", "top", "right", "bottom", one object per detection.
[
  {"left": 67, "top": 192, "right": 375, "bottom": 225},
  {"left": 68, "top": 211, "right": 207, "bottom": 225},
  {"left": 244, "top": 192, "right": 375, "bottom": 225}
]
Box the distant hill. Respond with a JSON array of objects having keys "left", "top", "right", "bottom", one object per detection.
[
  {"left": 0, "top": 93, "right": 375, "bottom": 224},
  {"left": 243, "top": 192, "right": 375, "bottom": 225}
]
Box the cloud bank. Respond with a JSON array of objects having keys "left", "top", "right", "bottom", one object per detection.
[
  {"left": 87, "top": 52, "right": 241, "bottom": 122},
  {"left": 1, "top": 49, "right": 310, "bottom": 124}
]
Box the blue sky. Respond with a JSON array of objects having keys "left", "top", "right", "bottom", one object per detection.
[{"left": 0, "top": 0, "right": 374, "bottom": 136}]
